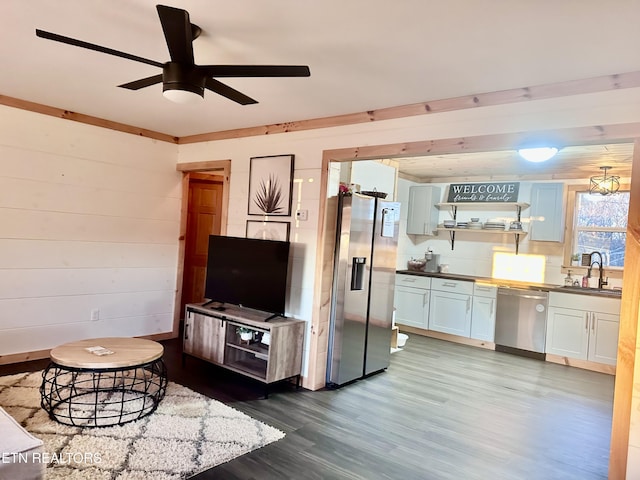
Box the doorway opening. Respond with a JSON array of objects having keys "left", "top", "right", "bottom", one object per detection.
[{"left": 173, "top": 160, "right": 230, "bottom": 335}]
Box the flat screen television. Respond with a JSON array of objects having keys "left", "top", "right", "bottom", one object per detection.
[{"left": 204, "top": 235, "right": 290, "bottom": 317}]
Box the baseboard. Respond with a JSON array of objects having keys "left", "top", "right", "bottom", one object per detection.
[
  {"left": 545, "top": 353, "right": 616, "bottom": 375},
  {"left": 0, "top": 349, "right": 51, "bottom": 365},
  {"left": 397, "top": 324, "right": 496, "bottom": 350},
  {"left": 0, "top": 331, "right": 178, "bottom": 365}
]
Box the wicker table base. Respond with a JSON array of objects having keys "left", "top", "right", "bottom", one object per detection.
[{"left": 40, "top": 338, "right": 168, "bottom": 427}]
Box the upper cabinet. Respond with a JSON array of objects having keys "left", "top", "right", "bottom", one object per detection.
[
  {"left": 529, "top": 183, "right": 565, "bottom": 242},
  {"left": 406, "top": 185, "right": 441, "bottom": 235}
]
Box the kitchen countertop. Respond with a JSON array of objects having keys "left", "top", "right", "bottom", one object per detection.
[{"left": 396, "top": 270, "right": 622, "bottom": 298}]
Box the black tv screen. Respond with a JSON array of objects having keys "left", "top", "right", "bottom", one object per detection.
[{"left": 204, "top": 235, "right": 290, "bottom": 316}]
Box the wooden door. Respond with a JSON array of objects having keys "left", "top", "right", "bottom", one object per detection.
[{"left": 181, "top": 174, "right": 223, "bottom": 312}]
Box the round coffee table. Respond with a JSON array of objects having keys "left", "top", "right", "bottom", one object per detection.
[{"left": 40, "top": 337, "right": 167, "bottom": 427}]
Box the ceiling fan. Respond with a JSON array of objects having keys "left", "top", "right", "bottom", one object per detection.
[{"left": 35, "top": 4, "right": 310, "bottom": 104}]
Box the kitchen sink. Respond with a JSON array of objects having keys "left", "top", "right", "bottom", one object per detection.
[{"left": 559, "top": 286, "right": 622, "bottom": 296}]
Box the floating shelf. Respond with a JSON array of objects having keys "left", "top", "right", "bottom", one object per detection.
[{"left": 435, "top": 202, "right": 530, "bottom": 254}]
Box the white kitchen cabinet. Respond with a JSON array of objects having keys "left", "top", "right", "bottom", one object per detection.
[
  {"left": 588, "top": 312, "right": 620, "bottom": 365},
  {"left": 429, "top": 278, "right": 473, "bottom": 336},
  {"left": 470, "top": 283, "right": 497, "bottom": 342},
  {"left": 546, "top": 307, "right": 590, "bottom": 359},
  {"left": 394, "top": 275, "right": 430, "bottom": 329},
  {"left": 546, "top": 292, "right": 620, "bottom": 365},
  {"left": 529, "top": 183, "right": 564, "bottom": 242},
  {"left": 406, "top": 185, "right": 441, "bottom": 235}
]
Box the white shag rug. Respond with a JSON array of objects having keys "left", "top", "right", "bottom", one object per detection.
[{"left": 0, "top": 370, "right": 285, "bottom": 479}]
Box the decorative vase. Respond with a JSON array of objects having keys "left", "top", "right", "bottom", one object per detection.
[{"left": 240, "top": 332, "right": 252, "bottom": 341}]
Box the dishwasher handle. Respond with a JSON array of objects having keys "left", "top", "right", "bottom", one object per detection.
[{"left": 497, "top": 288, "right": 548, "bottom": 301}]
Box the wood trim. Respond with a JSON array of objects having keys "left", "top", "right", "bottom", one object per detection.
[
  {"left": 172, "top": 173, "right": 191, "bottom": 336},
  {"left": 176, "top": 160, "right": 231, "bottom": 172},
  {"left": 0, "top": 95, "right": 178, "bottom": 144},
  {"left": 4, "top": 71, "right": 640, "bottom": 146},
  {"left": 0, "top": 349, "right": 50, "bottom": 365},
  {"left": 609, "top": 139, "right": 640, "bottom": 479},
  {"left": 172, "top": 160, "right": 231, "bottom": 333},
  {"left": 178, "top": 71, "right": 640, "bottom": 144},
  {"left": 304, "top": 151, "right": 334, "bottom": 391}
]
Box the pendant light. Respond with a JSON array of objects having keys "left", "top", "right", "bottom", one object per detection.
[{"left": 589, "top": 166, "right": 620, "bottom": 195}]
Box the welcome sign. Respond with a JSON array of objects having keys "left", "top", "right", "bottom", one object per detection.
[{"left": 447, "top": 182, "right": 519, "bottom": 203}]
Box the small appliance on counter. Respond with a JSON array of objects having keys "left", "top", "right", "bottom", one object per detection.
[{"left": 424, "top": 249, "right": 440, "bottom": 273}]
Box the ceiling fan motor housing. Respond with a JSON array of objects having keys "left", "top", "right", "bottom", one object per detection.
[{"left": 162, "top": 62, "right": 205, "bottom": 97}]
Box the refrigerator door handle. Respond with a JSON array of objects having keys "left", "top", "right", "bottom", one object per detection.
[{"left": 350, "top": 257, "right": 367, "bottom": 290}]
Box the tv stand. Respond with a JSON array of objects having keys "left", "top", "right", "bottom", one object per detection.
[
  {"left": 202, "top": 300, "right": 224, "bottom": 309},
  {"left": 183, "top": 303, "right": 305, "bottom": 391}
]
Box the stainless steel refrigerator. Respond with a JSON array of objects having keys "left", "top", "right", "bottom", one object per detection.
[{"left": 326, "top": 192, "right": 400, "bottom": 387}]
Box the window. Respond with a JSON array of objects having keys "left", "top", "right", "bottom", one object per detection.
[{"left": 566, "top": 186, "right": 629, "bottom": 268}]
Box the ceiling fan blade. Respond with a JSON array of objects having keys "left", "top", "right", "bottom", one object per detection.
[
  {"left": 205, "top": 78, "right": 257, "bottom": 105},
  {"left": 156, "top": 5, "right": 194, "bottom": 64},
  {"left": 200, "top": 65, "right": 310, "bottom": 77},
  {"left": 35, "top": 29, "right": 163, "bottom": 68},
  {"left": 118, "top": 74, "right": 163, "bottom": 90}
]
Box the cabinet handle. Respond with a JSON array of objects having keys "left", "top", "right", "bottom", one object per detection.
[
  {"left": 423, "top": 293, "right": 428, "bottom": 307},
  {"left": 490, "top": 299, "right": 494, "bottom": 316},
  {"left": 591, "top": 312, "right": 596, "bottom": 333},
  {"left": 585, "top": 312, "right": 589, "bottom": 330},
  {"left": 184, "top": 322, "right": 189, "bottom": 340},
  {"left": 402, "top": 277, "right": 416, "bottom": 283},
  {"left": 443, "top": 282, "right": 457, "bottom": 288},
  {"left": 466, "top": 296, "right": 470, "bottom": 313}
]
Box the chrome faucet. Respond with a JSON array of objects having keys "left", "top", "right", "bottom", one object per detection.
[{"left": 587, "top": 251, "right": 608, "bottom": 289}]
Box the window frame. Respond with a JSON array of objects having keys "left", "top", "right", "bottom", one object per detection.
[{"left": 563, "top": 184, "right": 630, "bottom": 278}]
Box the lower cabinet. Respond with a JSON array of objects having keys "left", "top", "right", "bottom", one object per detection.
[
  {"left": 183, "top": 311, "right": 225, "bottom": 364},
  {"left": 184, "top": 303, "right": 305, "bottom": 384},
  {"left": 470, "top": 284, "right": 497, "bottom": 342},
  {"left": 394, "top": 275, "right": 431, "bottom": 329},
  {"left": 428, "top": 278, "right": 473, "bottom": 337},
  {"left": 546, "top": 307, "right": 619, "bottom": 365},
  {"left": 546, "top": 292, "right": 620, "bottom": 366}
]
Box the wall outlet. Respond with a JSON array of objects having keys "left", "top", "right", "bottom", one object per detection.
[
  {"left": 296, "top": 209, "right": 308, "bottom": 221},
  {"left": 90, "top": 309, "right": 100, "bottom": 321}
]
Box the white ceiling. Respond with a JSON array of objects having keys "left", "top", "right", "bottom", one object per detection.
[{"left": 2, "top": 0, "right": 640, "bottom": 139}]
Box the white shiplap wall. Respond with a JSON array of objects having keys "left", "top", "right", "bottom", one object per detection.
[{"left": 0, "top": 106, "right": 181, "bottom": 356}]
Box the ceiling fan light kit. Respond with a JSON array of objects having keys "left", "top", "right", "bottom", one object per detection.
[
  {"left": 162, "top": 63, "right": 205, "bottom": 103},
  {"left": 36, "top": 4, "right": 310, "bottom": 105}
]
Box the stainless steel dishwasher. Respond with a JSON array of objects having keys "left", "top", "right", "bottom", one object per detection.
[{"left": 495, "top": 287, "right": 548, "bottom": 360}]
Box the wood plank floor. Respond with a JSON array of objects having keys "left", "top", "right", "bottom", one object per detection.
[{"left": 0, "top": 334, "right": 614, "bottom": 479}]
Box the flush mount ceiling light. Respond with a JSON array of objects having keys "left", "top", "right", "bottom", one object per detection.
[
  {"left": 517, "top": 147, "right": 559, "bottom": 163},
  {"left": 590, "top": 166, "right": 620, "bottom": 195}
]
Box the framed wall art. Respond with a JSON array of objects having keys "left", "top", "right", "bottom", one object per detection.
[
  {"left": 248, "top": 154, "right": 294, "bottom": 216},
  {"left": 246, "top": 220, "right": 291, "bottom": 242}
]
